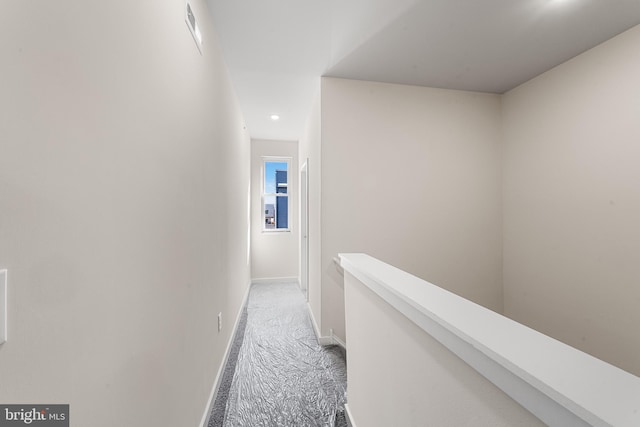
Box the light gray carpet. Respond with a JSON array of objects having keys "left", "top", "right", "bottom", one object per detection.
[
  {"left": 207, "top": 282, "right": 347, "bottom": 427},
  {"left": 207, "top": 304, "right": 248, "bottom": 427}
]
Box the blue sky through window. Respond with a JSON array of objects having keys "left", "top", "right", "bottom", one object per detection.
[{"left": 265, "top": 161, "right": 287, "bottom": 193}]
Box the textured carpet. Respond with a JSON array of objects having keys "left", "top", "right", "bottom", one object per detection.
[
  {"left": 207, "top": 304, "right": 248, "bottom": 427},
  {"left": 206, "top": 283, "right": 347, "bottom": 427}
]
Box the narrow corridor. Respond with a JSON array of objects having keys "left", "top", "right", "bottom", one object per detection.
[{"left": 207, "top": 283, "right": 347, "bottom": 427}]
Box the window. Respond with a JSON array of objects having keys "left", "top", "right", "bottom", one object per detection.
[{"left": 263, "top": 158, "right": 290, "bottom": 231}]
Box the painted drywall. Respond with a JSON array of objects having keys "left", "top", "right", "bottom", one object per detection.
[
  {"left": 344, "top": 271, "right": 545, "bottom": 427},
  {"left": 503, "top": 24, "right": 640, "bottom": 376},
  {"left": 299, "top": 91, "right": 323, "bottom": 332},
  {"left": 0, "top": 1, "right": 250, "bottom": 426},
  {"left": 250, "top": 139, "right": 299, "bottom": 281},
  {"left": 321, "top": 77, "right": 503, "bottom": 341}
]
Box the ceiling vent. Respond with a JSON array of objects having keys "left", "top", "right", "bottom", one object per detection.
[{"left": 185, "top": 2, "right": 202, "bottom": 54}]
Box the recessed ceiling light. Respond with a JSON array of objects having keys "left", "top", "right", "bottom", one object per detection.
[{"left": 270, "top": 114, "right": 280, "bottom": 121}]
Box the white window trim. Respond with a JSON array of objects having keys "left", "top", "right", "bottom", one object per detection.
[{"left": 262, "top": 157, "right": 292, "bottom": 233}]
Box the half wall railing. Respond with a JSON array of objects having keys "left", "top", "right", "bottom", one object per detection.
[{"left": 340, "top": 253, "right": 640, "bottom": 427}]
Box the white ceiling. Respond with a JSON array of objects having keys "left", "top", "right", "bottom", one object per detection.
[{"left": 205, "top": 0, "right": 640, "bottom": 142}]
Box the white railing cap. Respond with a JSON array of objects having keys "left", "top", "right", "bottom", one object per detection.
[{"left": 339, "top": 253, "right": 640, "bottom": 427}]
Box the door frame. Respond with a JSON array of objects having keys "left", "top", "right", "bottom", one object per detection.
[{"left": 300, "top": 159, "right": 309, "bottom": 300}]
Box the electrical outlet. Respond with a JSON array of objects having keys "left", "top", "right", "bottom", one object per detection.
[{"left": 217, "top": 312, "right": 222, "bottom": 332}]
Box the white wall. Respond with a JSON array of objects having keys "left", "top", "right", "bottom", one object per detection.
[
  {"left": 344, "top": 271, "right": 545, "bottom": 427},
  {"left": 299, "top": 92, "right": 323, "bottom": 329},
  {"left": 321, "top": 77, "right": 503, "bottom": 341},
  {"left": 0, "top": 1, "right": 250, "bottom": 426},
  {"left": 503, "top": 24, "right": 640, "bottom": 376},
  {"left": 250, "top": 139, "right": 299, "bottom": 281}
]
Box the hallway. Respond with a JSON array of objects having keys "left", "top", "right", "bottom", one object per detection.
[
  {"left": 3, "top": 2, "right": 640, "bottom": 426},
  {"left": 206, "top": 283, "right": 347, "bottom": 427}
]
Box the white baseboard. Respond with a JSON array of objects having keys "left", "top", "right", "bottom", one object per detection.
[
  {"left": 199, "top": 282, "right": 251, "bottom": 427},
  {"left": 307, "top": 304, "right": 346, "bottom": 348},
  {"left": 318, "top": 336, "right": 334, "bottom": 346},
  {"left": 307, "top": 302, "right": 324, "bottom": 340},
  {"left": 344, "top": 404, "right": 357, "bottom": 427},
  {"left": 251, "top": 276, "right": 299, "bottom": 285},
  {"left": 331, "top": 330, "right": 346, "bottom": 349},
  {"left": 307, "top": 302, "right": 332, "bottom": 345}
]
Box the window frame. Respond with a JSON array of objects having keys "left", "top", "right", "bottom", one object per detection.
[{"left": 261, "top": 156, "right": 292, "bottom": 233}]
